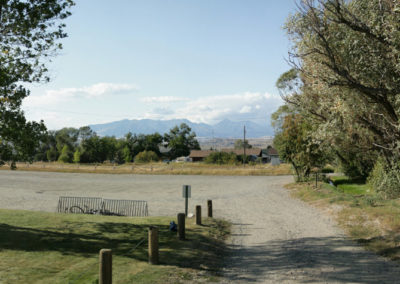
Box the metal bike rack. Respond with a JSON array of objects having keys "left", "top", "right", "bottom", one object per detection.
[{"left": 57, "top": 196, "right": 148, "bottom": 217}]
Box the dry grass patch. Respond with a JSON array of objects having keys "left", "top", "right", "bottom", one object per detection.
[
  {"left": 286, "top": 181, "right": 400, "bottom": 262},
  {"left": 1, "top": 162, "right": 292, "bottom": 176}
]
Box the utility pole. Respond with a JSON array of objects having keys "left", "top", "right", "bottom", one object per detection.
[
  {"left": 243, "top": 125, "right": 246, "bottom": 166},
  {"left": 212, "top": 130, "right": 216, "bottom": 150}
]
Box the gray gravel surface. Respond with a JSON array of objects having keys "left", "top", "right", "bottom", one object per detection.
[{"left": 0, "top": 171, "right": 399, "bottom": 283}]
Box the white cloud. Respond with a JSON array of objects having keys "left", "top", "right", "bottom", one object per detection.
[
  {"left": 23, "top": 88, "right": 284, "bottom": 129},
  {"left": 81, "top": 83, "right": 137, "bottom": 97},
  {"left": 140, "top": 96, "right": 189, "bottom": 103},
  {"left": 145, "top": 91, "right": 283, "bottom": 124},
  {"left": 239, "top": 105, "right": 252, "bottom": 114},
  {"left": 24, "top": 82, "right": 138, "bottom": 107}
]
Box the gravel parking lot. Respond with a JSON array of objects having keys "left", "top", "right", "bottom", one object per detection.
[{"left": 1, "top": 170, "right": 399, "bottom": 283}]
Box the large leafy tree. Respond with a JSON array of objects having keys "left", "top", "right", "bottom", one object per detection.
[
  {"left": 285, "top": 0, "right": 400, "bottom": 159},
  {"left": 0, "top": 0, "right": 74, "bottom": 167},
  {"left": 164, "top": 123, "right": 200, "bottom": 159},
  {"left": 272, "top": 106, "right": 329, "bottom": 181},
  {"left": 277, "top": 0, "right": 400, "bottom": 179}
]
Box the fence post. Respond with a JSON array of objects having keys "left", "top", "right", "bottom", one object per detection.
[
  {"left": 148, "top": 226, "right": 159, "bottom": 265},
  {"left": 177, "top": 213, "right": 185, "bottom": 240},
  {"left": 207, "top": 200, "right": 213, "bottom": 218},
  {"left": 196, "top": 205, "right": 201, "bottom": 225},
  {"left": 99, "top": 249, "right": 112, "bottom": 284}
]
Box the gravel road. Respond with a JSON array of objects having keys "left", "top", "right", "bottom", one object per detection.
[{"left": 1, "top": 170, "right": 399, "bottom": 283}]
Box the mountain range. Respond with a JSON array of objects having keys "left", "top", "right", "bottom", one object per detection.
[{"left": 89, "top": 119, "right": 274, "bottom": 138}]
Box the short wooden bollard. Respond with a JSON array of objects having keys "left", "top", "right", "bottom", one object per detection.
[
  {"left": 207, "top": 200, "right": 213, "bottom": 218},
  {"left": 196, "top": 205, "right": 202, "bottom": 225},
  {"left": 99, "top": 249, "right": 112, "bottom": 284},
  {"left": 148, "top": 226, "right": 159, "bottom": 265},
  {"left": 177, "top": 213, "right": 185, "bottom": 240}
]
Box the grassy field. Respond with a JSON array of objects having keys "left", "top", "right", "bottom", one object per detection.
[
  {"left": 286, "top": 178, "right": 400, "bottom": 261},
  {"left": 330, "top": 176, "right": 371, "bottom": 195},
  {"left": 1, "top": 161, "right": 292, "bottom": 176},
  {"left": 0, "top": 209, "right": 230, "bottom": 284}
]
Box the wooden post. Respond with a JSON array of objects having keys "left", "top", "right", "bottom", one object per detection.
[
  {"left": 207, "top": 200, "right": 213, "bottom": 218},
  {"left": 99, "top": 249, "right": 112, "bottom": 284},
  {"left": 177, "top": 213, "right": 185, "bottom": 240},
  {"left": 196, "top": 205, "right": 201, "bottom": 225},
  {"left": 148, "top": 226, "right": 159, "bottom": 265}
]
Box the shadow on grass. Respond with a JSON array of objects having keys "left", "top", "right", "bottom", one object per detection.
[
  {"left": 357, "top": 234, "right": 400, "bottom": 261},
  {"left": 224, "top": 236, "right": 400, "bottom": 283},
  {"left": 0, "top": 220, "right": 227, "bottom": 272},
  {"left": 333, "top": 177, "right": 365, "bottom": 187}
]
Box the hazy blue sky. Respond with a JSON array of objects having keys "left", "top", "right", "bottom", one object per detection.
[{"left": 22, "top": 0, "right": 298, "bottom": 129}]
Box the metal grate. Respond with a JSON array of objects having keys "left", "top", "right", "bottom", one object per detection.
[
  {"left": 102, "top": 199, "right": 148, "bottom": 217},
  {"left": 57, "top": 196, "right": 103, "bottom": 214},
  {"left": 57, "top": 196, "right": 148, "bottom": 217}
]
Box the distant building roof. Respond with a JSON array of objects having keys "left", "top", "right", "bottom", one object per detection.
[
  {"left": 266, "top": 147, "right": 279, "bottom": 156},
  {"left": 189, "top": 150, "right": 215, "bottom": 158},
  {"left": 221, "top": 148, "right": 262, "bottom": 156}
]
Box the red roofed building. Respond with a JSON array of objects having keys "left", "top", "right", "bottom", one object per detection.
[{"left": 189, "top": 150, "right": 216, "bottom": 162}]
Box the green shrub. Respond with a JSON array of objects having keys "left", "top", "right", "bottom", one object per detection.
[
  {"left": 134, "top": 150, "right": 159, "bottom": 163},
  {"left": 58, "top": 145, "right": 72, "bottom": 163},
  {"left": 73, "top": 149, "right": 81, "bottom": 163},
  {"left": 367, "top": 158, "right": 400, "bottom": 199},
  {"left": 204, "top": 152, "right": 237, "bottom": 165},
  {"left": 46, "top": 148, "right": 58, "bottom": 162},
  {"left": 321, "top": 167, "right": 334, "bottom": 173}
]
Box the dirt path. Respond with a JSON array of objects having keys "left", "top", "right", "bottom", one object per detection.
[{"left": 0, "top": 171, "right": 399, "bottom": 283}]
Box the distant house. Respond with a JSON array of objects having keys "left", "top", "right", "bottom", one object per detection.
[
  {"left": 189, "top": 150, "right": 215, "bottom": 162},
  {"left": 262, "top": 147, "right": 280, "bottom": 164}
]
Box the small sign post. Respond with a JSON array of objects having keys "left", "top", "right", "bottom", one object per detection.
[{"left": 182, "top": 185, "right": 191, "bottom": 216}]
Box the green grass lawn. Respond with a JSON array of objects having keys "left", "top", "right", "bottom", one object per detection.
[
  {"left": 0, "top": 209, "right": 230, "bottom": 284},
  {"left": 330, "top": 176, "right": 371, "bottom": 195}
]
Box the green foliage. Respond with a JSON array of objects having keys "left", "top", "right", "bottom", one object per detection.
[
  {"left": 73, "top": 149, "right": 81, "bottom": 163},
  {"left": 204, "top": 152, "right": 237, "bottom": 165},
  {"left": 367, "top": 159, "right": 400, "bottom": 199},
  {"left": 31, "top": 124, "right": 197, "bottom": 165},
  {"left": 122, "top": 132, "right": 163, "bottom": 161},
  {"left": 58, "top": 145, "right": 72, "bottom": 163},
  {"left": 134, "top": 150, "right": 159, "bottom": 163},
  {"left": 0, "top": 0, "right": 74, "bottom": 167},
  {"left": 321, "top": 167, "right": 334, "bottom": 174},
  {"left": 46, "top": 148, "right": 58, "bottom": 162},
  {"left": 164, "top": 123, "right": 200, "bottom": 159},
  {"left": 122, "top": 145, "right": 132, "bottom": 163},
  {"left": 275, "top": 68, "right": 301, "bottom": 98},
  {"left": 273, "top": 112, "right": 328, "bottom": 181},
  {"left": 282, "top": 0, "right": 399, "bottom": 180},
  {"left": 80, "top": 135, "right": 108, "bottom": 163}
]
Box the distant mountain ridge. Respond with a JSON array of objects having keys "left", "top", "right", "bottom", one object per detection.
[{"left": 89, "top": 119, "right": 273, "bottom": 138}]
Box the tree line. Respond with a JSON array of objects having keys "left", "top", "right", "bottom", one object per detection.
[
  {"left": 32, "top": 123, "right": 200, "bottom": 164},
  {"left": 273, "top": 0, "right": 400, "bottom": 198}
]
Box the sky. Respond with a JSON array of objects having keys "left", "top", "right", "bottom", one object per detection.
[{"left": 22, "top": 0, "right": 298, "bottom": 130}]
